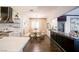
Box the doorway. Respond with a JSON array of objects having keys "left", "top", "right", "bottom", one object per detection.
[{"left": 29, "top": 18, "right": 47, "bottom": 34}]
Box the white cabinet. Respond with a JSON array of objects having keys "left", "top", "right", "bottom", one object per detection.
[{"left": 70, "top": 18, "right": 79, "bottom": 31}]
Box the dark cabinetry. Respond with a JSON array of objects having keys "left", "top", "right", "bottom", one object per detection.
[
  {"left": 0, "top": 7, "right": 13, "bottom": 23},
  {"left": 51, "top": 31, "right": 74, "bottom": 52},
  {"left": 58, "top": 16, "right": 66, "bottom": 21},
  {"left": 57, "top": 16, "right": 66, "bottom": 32}
]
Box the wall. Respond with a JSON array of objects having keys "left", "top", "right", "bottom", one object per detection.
[{"left": 50, "top": 18, "right": 58, "bottom": 31}]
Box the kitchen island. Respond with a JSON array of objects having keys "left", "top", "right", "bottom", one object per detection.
[{"left": 0, "top": 37, "right": 29, "bottom": 52}]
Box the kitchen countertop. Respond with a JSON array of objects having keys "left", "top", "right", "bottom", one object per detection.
[
  {"left": 0, "top": 31, "right": 13, "bottom": 37},
  {"left": 0, "top": 37, "right": 30, "bottom": 52},
  {"left": 51, "top": 30, "right": 77, "bottom": 40}
]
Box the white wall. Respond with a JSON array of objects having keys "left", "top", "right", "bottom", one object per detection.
[
  {"left": 50, "top": 18, "right": 58, "bottom": 31},
  {"left": 65, "top": 16, "right": 71, "bottom": 33},
  {"left": 65, "top": 8, "right": 79, "bottom": 15}
]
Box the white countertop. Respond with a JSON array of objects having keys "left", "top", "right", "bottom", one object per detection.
[{"left": 0, "top": 37, "right": 30, "bottom": 52}]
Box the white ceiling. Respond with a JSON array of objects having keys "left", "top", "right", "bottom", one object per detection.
[
  {"left": 11, "top": 6, "right": 77, "bottom": 19},
  {"left": 65, "top": 7, "right": 79, "bottom": 15}
]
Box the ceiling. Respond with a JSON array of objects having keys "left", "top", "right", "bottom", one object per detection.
[
  {"left": 11, "top": 6, "right": 77, "bottom": 19},
  {"left": 65, "top": 7, "right": 79, "bottom": 15}
]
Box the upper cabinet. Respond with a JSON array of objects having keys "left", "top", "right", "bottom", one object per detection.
[
  {"left": 0, "top": 7, "right": 13, "bottom": 23},
  {"left": 57, "top": 16, "right": 66, "bottom": 32}
]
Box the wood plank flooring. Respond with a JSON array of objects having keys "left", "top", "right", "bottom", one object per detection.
[{"left": 23, "top": 35, "right": 64, "bottom": 52}]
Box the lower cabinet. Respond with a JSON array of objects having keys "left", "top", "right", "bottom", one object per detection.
[
  {"left": 74, "top": 39, "right": 79, "bottom": 52},
  {"left": 51, "top": 31, "right": 74, "bottom": 52}
]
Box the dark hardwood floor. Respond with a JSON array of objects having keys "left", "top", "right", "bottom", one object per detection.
[{"left": 23, "top": 35, "right": 64, "bottom": 52}]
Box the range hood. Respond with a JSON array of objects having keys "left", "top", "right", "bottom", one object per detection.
[{"left": 0, "top": 7, "right": 13, "bottom": 23}]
